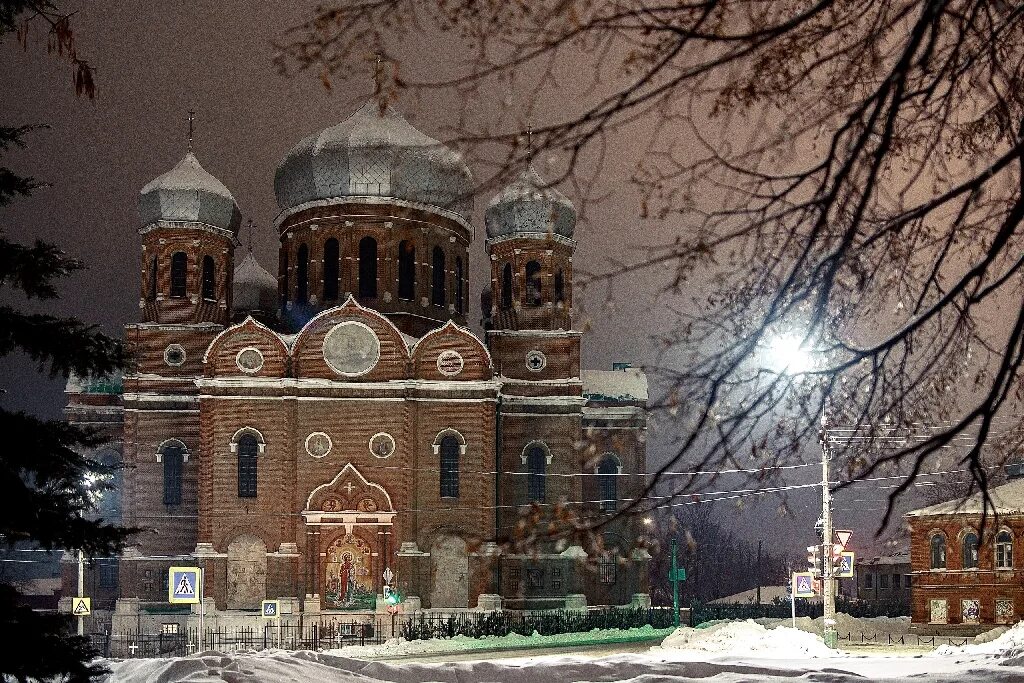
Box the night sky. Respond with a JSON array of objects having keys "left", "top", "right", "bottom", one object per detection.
[{"left": 0, "top": 1, "right": 913, "bottom": 567}]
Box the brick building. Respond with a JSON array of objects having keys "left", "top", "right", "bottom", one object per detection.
[
  {"left": 905, "top": 470, "right": 1024, "bottom": 630},
  {"left": 64, "top": 101, "right": 649, "bottom": 624}
]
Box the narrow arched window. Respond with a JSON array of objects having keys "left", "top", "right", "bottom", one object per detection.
[
  {"left": 440, "top": 436, "right": 459, "bottom": 498},
  {"left": 237, "top": 434, "right": 258, "bottom": 498},
  {"left": 147, "top": 256, "right": 158, "bottom": 301},
  {"left": 432, "top": 246, "right": 446, "bottom": 307},
  {"left": 598, "top": 454, "right": 619, "bottom": 512},
  {"left": 359, "top": 236, "right": 377, "bottom": 298},
  {"left": 201, "top": 255, "right": 216, "bottom": 300},
  {"left": 161, "top": 442, "right": 184, "bottom": 506},
  {"left": 501, "top": 263, "right": 513, "bottom": 309},
  {"left": 280, "top": 250, "right": 289, "bottom": 307},
  {"left": 527, "top": 446, "right": 547, "bottom": 503},
  {"left": 962, "top": 532, "right": 979, "bottom": 569},
  {"left": 323, "top": 238, "right": 339, "bottom": 301},
  {"left": 554, "top": 270, "right": 565, "bottom": 304},
  {"left": 296, "top": 243, "right": 309, "bottom": 303},
  {"left": 996, "top": 531, "right": 1014, "bottom": 569},
  {"left": 398, "top": 240, "right": 415, "bottom": 300},
  {"left": 454, "top": 257, "right": 464, "bottom": 314},
  {"left": 930, "top": 533, "right": 946, "bottom": 569},
  {"left": 525, "top": 260, "right": 542, "bottom": 306},
  {"left": 170, "top": 252, "right": 188, "bottom": 298}
]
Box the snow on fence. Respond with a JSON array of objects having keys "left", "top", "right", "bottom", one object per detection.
[{"left": 691, "top": 600, "right": 907, "bottom": 626}]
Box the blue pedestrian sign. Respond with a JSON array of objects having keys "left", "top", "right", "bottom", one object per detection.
[
  {"left": 837, "top": 551, "right": 855, "bottom": 578},
  {"left": 262, "top": 600, "right": 280, "bottom": 619},
  {"left": 168, "top": 566, "right": 201, "bottom": 604}
]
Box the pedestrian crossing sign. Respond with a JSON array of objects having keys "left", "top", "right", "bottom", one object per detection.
[
  {"left": 168, "top": 566, "right": 201, "bottom": 604},
  {"left": 837, "top": 551, "right": 855, "bottom": 578},
  {"left": 72, "top": 597, "right": 91, "bottom": 616},
  {"left": 262, "top": 600, "right": 280, "bottom": 619}
]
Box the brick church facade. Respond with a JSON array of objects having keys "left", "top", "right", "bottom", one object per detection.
[{"left": 64, "top": 101, "right": 649, "bottom": 620}]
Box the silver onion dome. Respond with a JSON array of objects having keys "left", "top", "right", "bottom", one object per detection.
[
  {"left": 484, "top": 166, "right": 576, "bottom": 239},
  {"left": 274, "top": 101, "right": 474, "bottom": 220},
  {"left": 139, "top": 152, "right": 242, "bottom": 234},
  {"left": 233, "top": 250, "right": 278, "bottom": 314}
]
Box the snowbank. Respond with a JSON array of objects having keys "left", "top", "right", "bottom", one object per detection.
[
  {"left": 935, "top": 620, "right": 1024, "bottom": 664},
  {"left": 658, "top": 619, "right": 838, "bottom": 658}
]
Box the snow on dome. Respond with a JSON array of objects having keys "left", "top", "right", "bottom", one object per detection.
[
  {"left": 233, "top": 251, "right": 278, "bottom": 314},
  {"left": 485, "top": 166, "right": 577, "bottom": 239},
  {"left": 139, "top": 151, "right": 241, "bottom": 234},
  {"left": 274, "top": 100, "right": 474, "bottom": 220},
  {"left": 583, "top": 368, "right": 648, "bottom": 402}
]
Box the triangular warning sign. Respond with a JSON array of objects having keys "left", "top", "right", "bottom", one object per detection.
[
  {"left": 835, "top": 530, "right": 853, "bottom": 549},
  {"left": 175, "top": 575, "right": 195, "bottom": 597},
  {"left": 73, "top": 599, "right": 89, "bottom": 615}
]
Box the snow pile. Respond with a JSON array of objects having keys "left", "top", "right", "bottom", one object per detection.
[
  {"left": 320, "top": 624, "right": 671, "bottom": 659},
  {"left": 751, "top": 614, "right": 912, "bottom": 638},
  {"left": 659, "top": 619, "right": 838, "bottom": 658},
  {"left": 935, "top": 620, "right": 1024, "bottom": 664}
]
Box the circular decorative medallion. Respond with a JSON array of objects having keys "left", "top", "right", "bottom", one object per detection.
[
  {"left": 526, "top": 350, "right": 547, "bottom": 372},
  {"left": 305, "top": 432, "right": 333, "bottom": 459},
  {"left": 321, "top": 495, "right": 342, "bottom": 512},
  {"left": 164, "top": 344, "right": 186, "bottom": 367},
  {"left": 369, "top": 432, "right": 396, "bottom": 459},
  {"left": 358, "top": 497, "right": 379, "bottom": 512},
  {"left": 235, "top": 347, "right": 264, "bottom": 374},
  {"left": 436, "top": 350, "right": 465, "bottom": 377},
  {"left": 322, "top": 321, "right": 381, "bottom": 376}
]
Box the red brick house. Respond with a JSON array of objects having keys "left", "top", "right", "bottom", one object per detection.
[
  {"left": 905, "top": 472, "right": 1024, "bottom": 630},
  {"left": 64, "top": 101, "right": 649, "bottom": 625}
]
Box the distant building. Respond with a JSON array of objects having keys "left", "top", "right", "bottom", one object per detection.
[
  {"left": 854, "top": 553, "right": 910, "bottom": 610},
  {"left": 905, "top": 466, "right": 1024, "bottom": 629},
  {"left": 709, "top": 585, "right": 821, "bottom": 605}
]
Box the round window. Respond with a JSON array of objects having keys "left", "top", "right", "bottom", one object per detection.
[
  {"left": 305, "top": 432, "right": 333, "bottom": 459},
  {"left": 164, "top": 344, "right": 186, "bottom": 367},
  {"left": 436, "top": 350, "right": 465, "bottom": 377},
  {"left": 526, "top": 350, "right": 547, "bottom": 372},
  {"left": 369, "top": 432, "right": 396, "bottom": 459},
  {"left": 322, "top": 321, "right": 381, "bottom": 376},
  {"left": 235, "top": 347, "right": 265, "bottom": 374}
]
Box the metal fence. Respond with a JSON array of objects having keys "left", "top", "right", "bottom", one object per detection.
[
  {"left": 690, "top": 600, "right": 908, "bottom": 625},
  {"left": 400, "top": 606, "right": 676, "bottom": 641},
  {"left": 838, "top": 632, "right": 971, "bottom": 648}
]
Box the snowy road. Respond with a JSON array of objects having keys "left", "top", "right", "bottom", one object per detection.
[{"left": 377, "top": 637, "right": 658, "bottom": 663}]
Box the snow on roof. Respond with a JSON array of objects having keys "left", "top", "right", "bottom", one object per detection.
[
  {"left": 582, "top": 368, "right": 648, "bottom": 402},
  {"left": 709, "top": 585, "right": 821, "bottom": 606},
  {"left": 905, "top": 477, "right": 1024, "bottom": 517},
  {"left": 856, "top": 553, "right": 910, "bottom": 566}
]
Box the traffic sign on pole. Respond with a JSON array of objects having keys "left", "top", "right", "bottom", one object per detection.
[
  {"left": 836, "top": 551, "right": 855, "bottom": 578},
  {"left": 72, "top": 597, "right": 91, "bottom": 616},
  {"left": 261, "top": 600, "right": 280, "bottom": 619},
  {"left": 792, "top": 572, "right": 816, "bottom": 598},
  {"left": 834, "top": 530, "right": 853, "bottom": 549},
  {"left": 169, "top": 566, "right": 201, "bottom": 604}
]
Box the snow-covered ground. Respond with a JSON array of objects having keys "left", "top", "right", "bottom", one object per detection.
[{"left": 101, "top": 620, "right": 1024, "bottom": 682}]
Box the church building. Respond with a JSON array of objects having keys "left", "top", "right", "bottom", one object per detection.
[{"left": 64, "top": 101, "right": 649, "bottom": 621}]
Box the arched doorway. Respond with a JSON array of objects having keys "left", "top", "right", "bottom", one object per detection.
[
  {"left": 430, "top": 534, "right": 468, "bottom": 608},
  {"left": 226, "top": 534, "right": 267, "bottom": 609}
]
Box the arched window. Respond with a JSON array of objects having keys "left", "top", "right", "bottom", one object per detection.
[
  {"left": 598, "top": 454, "right": 620, "bottom": 512},
  {"left": 398, "top": 240, "right": 415, "bottom": 300},
  {"left": 280, "top": 250, "right": 289, "bottom": 307},
  {"left": 554, "top": 270, "right": 565, "bottom": 304},
  {"left": 170, "top": 252, "right": 188, "bottom": 298},
  {"left": 527, "top": 445, "right": 547, "bottom": 502},
  {"left": 962, "top": 532, "right": 979, "bottom": 569},
  {"left": 525, "top": 260, "right": 542, "bottom": 306},
  {"left": 323, "top": 238, "right": 339, "bottom": 301},
  {"left": 296, "top": 243, "right": 309, "bottom": 303},
  {"left": 359, "top": 236, "right": 377, "bottom": 298},
  {"left": 201, "top": 255, "right": 216, "bottom": 300},
  {"left": 996, "top": 531, "right": 1014, "bottom": 569},
  {"left": 432, "top": 246, "right": 446, "bottom": 307},
  {"left": 439, "top": 436, "right": 460, "bottom": 498},
  {"left": 160, "top": 441, "right": 185, "bottom": 506},
  {"left": 930, "top": 533, "right": 946, "bottom": 569},
  {"left": 237, "top": 433, "right": 258, "bottom": 498},
  {"left": 501, "top": 263, "right": 513, "bottom": 309},
  {"left": 454, "top": 257, "right": 464, "bottom": 314},
  {"left": 147, "top": 256, "right": 158, "bottom": 301}
]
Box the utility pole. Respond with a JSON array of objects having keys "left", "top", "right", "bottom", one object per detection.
[
  {"left": 820, "top": 404, "right": 837, "bottom": 649},
  {"left": 77, "top": 550, "right": 85, "bottom": 636},
  {"left": 756, "top": 539, "right": 762, "bottom": 605}
]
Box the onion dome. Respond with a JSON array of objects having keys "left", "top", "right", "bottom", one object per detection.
[
  {"left": 484, "top": 166, "right": 576, "bottom": 239},
  {"left": 274, "top": 101, "right": 473, "bottom": 220},
  {"left": 139, "top": 152, "right": 242, "bottom": 234},
  {"left": 233, "top": 251, "right": 278, "bottom": 314}
]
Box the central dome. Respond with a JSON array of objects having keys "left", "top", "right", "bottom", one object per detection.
[{"left": 274, "top": 101, "right": 474, "bottom": 220}]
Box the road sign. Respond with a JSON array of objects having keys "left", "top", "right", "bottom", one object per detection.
[
  {"left": 383, "top": 585, "right": 391, "bottom": 601},
  {"left": 834, "top": 530, "right": 853, "bottom": 549},
  {"left": 261, "top": 600, "right": 280, "bottom": 619},
  {"left": 836, "top": 551, "right": 855, "bottom": 578},
  {"left": 383, "top": 567, "right": 394, "bottom": 585},
  {"left": 792, "top": 572, "right": 816, "bottom": 598},
  {"left": 670, "top": 567, "right": 687, "bottom": 582},
  {"left": 72, "top": 597, "right": 91, "bottom": 616},
  {"left": 169, "top": 566, "right": 201, "bottom": 604}
]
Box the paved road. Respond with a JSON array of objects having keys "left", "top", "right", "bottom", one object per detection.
[{"left": 381, "top": 638, "right": 661, "bottom": 664}]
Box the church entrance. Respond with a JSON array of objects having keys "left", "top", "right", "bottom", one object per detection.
[
  {"left": 429, "top": 534, "right": 468, "bottom": 608},
  {"left": 323, "top": 534, "right": 376, "bottom": 610}
]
